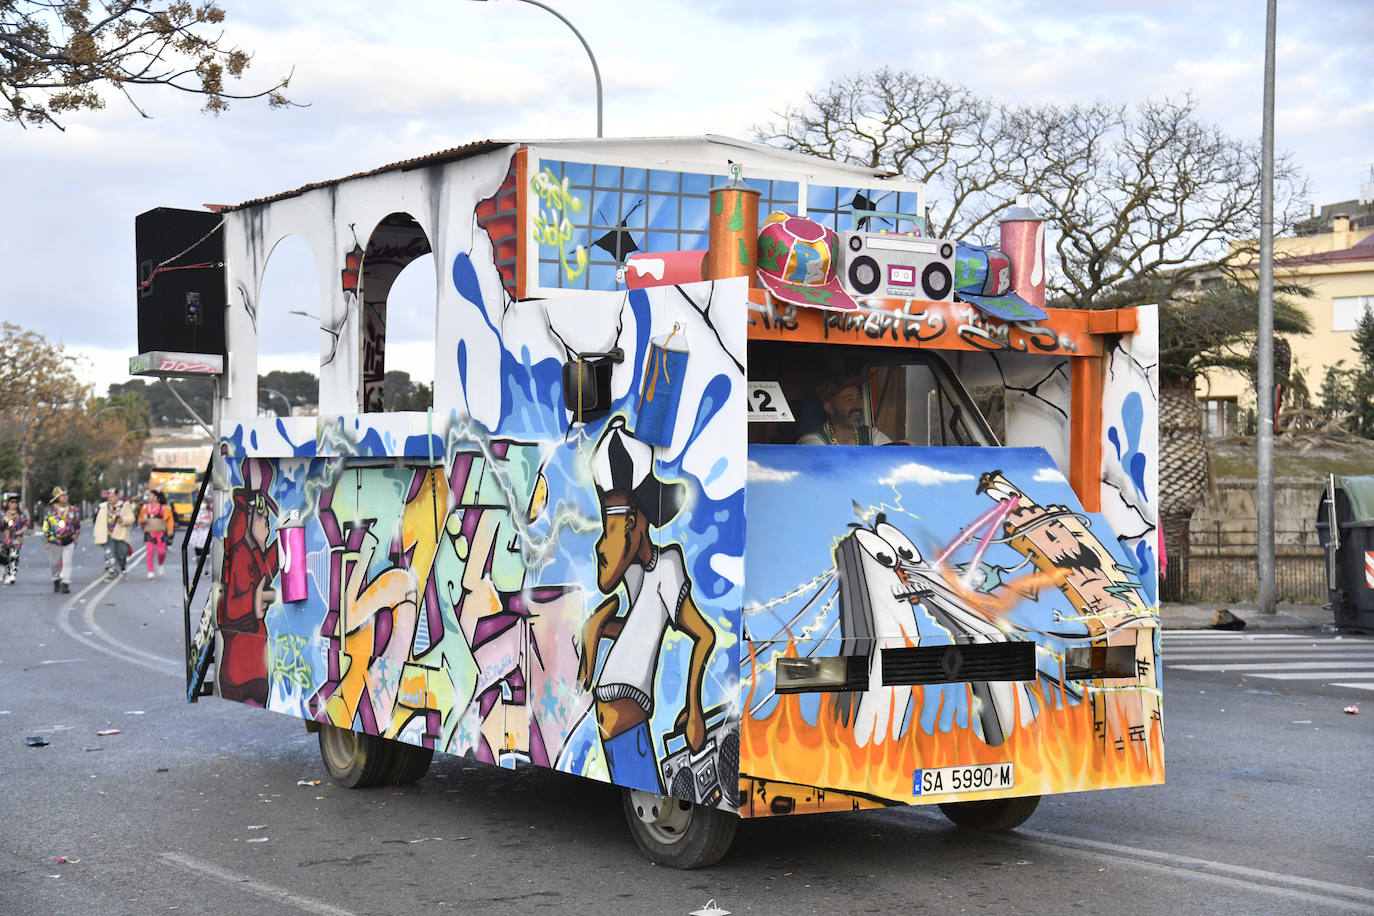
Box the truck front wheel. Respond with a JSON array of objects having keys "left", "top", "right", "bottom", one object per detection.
[
  {"left": 938, "top": 794, "right": 1041, "bottom": 831},
  {"left": 622, "top": 788, "right": 737, "bottom": 869}
]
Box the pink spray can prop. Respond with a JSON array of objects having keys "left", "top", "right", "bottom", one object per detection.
[
  {"left": 998, "top": 196, "right": 1046, "bottom": 310},
  {"left": 278, "top": 512, "right": 308, "bottom": 603}
]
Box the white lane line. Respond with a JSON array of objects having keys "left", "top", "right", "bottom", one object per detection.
[
  {"left": 1330, "top": 682, "right": 1374, "bottom": 690},
  {"left": 55, "top": 556, "right": 179, "bottom": 676},
  {"left": 1165, "top": 635, "right": 1338, "bottom": 641},
  {"left": 159, "top": 852, "right": 357, "bottom": 916},
  {"left": 897, "top": 807, "right": 1374, "bottom": 909},
  {"left": 1159, "top": 650, "right": 1374, "bottom": 659},
  {"left": 1159, "top": 634, "right": 1330, "bottom": 642},
  {"left": 1170, "top": 661, "right": 1374, "bottom": 671},
  {"left": 1164, "top": 650, "right": 1373, "bottom": 659},
  {"left": 82, "top": 577, "right": 180, "bottom": 670},
  {"left": 1245, "top": 670, "right": 1374, "bottom": 681},
  {"left": 1002, "top": 825, "right": 1374, "bottom": 911}
]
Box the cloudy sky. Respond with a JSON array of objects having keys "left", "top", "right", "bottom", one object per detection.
[{"left": 2, "top": 0, "right": 1370, "bottom": 396}]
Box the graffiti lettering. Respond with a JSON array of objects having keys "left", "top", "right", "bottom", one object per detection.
[
  {"left": 747, "top": 301, "right": 799, "bottom": 332},
  {"left": 272, "top": 634, "right": 314, "bottom": 689},
  {"left": 157, "top": 357, "right": 219, "bottom": 374},
  {"left": 750, "top": 296, "right": 1078, "bottom": 355},
  {"left": 530, "top": 167, "right": 588, "bottom": 282},
  {"left": 364, "top": 237, "right": 431, "bottom": 266}
]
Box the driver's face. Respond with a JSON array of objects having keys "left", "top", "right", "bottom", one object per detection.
[{"left": 825, "top": 385, "right": 864, "bottom": 429}]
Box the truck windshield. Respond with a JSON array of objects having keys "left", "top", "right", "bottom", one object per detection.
[{"left": 746, "top": 342, "right": 1000, "bottom": 447}]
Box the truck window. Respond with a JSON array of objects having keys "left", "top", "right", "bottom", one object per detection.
[{"left": 746, "top": 342, "right": 999, "bottom": 447}]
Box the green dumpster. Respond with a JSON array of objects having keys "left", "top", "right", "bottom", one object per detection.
[{"left": 1316, "top": 474, "right": 1374, "bottom": 630}]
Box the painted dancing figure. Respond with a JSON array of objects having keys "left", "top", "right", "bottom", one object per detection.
[{"left": 577, "top": 418, "right": 717, "bottom": 792}]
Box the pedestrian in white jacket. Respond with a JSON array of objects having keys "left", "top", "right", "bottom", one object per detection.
[{"left": 94, "top": 489, "right": 137, "bottom": 577}]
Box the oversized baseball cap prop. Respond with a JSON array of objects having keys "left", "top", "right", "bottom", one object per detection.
[
  {"left": 755, "top": 212, "right": 859, "bottom": 312},
  {"left": 953, "top": 242, "right": 1048, "bottom": 323}
]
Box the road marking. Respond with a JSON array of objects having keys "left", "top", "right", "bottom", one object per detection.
[
  {"left": 1238, "top": 670, "right": 1374, "bottom": 682},
  {"left": 82, "top": 579, "right": 180, "bottom": 671},
  {"left": 1003, "top": 826, "right": 1374, "bottom": 911},
  {"left": 1162, "top": 632, "right": 1374, "bottom": 690},
  {"left": 1171, "top": 661, "right": 1374, "bottom": 671},
  {"left": 55, "top": 552, "right": 180, "bottom": 677},
  {"left": 159, "top": 852, "right": 358, "bottom": 916},
  {"left": 1165, "top": 650, "right": 1371, "bottom": 660}
]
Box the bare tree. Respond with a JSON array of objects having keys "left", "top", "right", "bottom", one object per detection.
[
  {"left": 1, "top": 0, "right": 294, "bottom": 129},
  {"left": 0, "top": 322, "right": 91, "bottom": 504},
  {"left": 756, "top": 68, "right": 1309, "bottom": 309}
]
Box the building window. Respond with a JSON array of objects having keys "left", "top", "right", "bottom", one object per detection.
[
  {"left": 1332, "top": 295, "right": 1374, "bottom": 331},
  {"left": 1200, "top": 396, "right": 1238, "bottom": 439}
]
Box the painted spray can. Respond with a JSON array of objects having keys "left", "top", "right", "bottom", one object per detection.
[
  {"left": 998, "top": 195, "right": 1046, "bottom": 309},
  {"left": 634, "top": 326, "right": 688, "bottom": 448},
  {"left": 278, "top": 512, "right": 308, "bottom": 603},
  {"left": 705, "top": 176, "right": 760, "bottom": 281}
]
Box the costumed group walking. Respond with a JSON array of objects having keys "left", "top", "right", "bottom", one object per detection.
[
  {"left": 95, "top": 488, "right": 176, "bottom": 579},
  {"left": 25, "top": 486, "right": 177, "bottom": 592},
  {"left": 1, "top": 492, "right": 31, "bottom": 584},
  {"left": 42, "top": 486, "right": 80, "bottom": 593}
]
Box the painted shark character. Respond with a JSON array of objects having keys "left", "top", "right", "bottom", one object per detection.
[{"left": 832, "top": 514, "right": 1037, "bottom": 747}]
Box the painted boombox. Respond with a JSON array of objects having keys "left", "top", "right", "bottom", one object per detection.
[
  {"left": 839, "top": 231, "right": 956, "bottom": 302},
  {"left": 659, "top": 706, "right": 738, "bottom": 807}
]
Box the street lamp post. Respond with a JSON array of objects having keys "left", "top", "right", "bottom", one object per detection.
[
  {"left": 470, "top": 0, "right": 603, "bottom": 138},
  {"left": 1257, "top": 0, "right": 1277, "bottom": 614},
  {"left": 261, "top": 387, "right": 293, "bottom": 418}
]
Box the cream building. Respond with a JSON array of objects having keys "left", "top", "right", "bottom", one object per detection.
[{"left": 1196, "top": 209, "right": 1374, "bottom": 436}]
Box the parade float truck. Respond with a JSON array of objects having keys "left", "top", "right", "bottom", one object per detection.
[{"left": 132, "top": 136, "right": 1161, "bottom": 869}]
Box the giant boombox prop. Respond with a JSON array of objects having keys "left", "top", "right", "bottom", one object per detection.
[{"left": 838, "top": 231, "right": 956, "bottom": 302}]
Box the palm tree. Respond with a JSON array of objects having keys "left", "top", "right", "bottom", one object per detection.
[{"left": 1155, "top": 280, "right": 1313, "bottom": 599}]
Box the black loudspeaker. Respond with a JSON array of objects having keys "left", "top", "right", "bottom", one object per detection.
[
  {"left": 839, "top": 232, "right": 956, "bottom": 302},
  {"left": 135, "top": 207, "right": 226, "bottom": 356}
]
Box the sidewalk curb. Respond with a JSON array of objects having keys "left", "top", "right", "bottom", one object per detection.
[{"left": 1160, "top": 601, "right": 1331, "bottom": 632}]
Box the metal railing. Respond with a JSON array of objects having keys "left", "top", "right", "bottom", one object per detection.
[
  {"left": 1172, "top": 521, "right": 1327, "bottom": 604},
  {"left": 181, "top": 456, "right": 215, "bottom": 701}
]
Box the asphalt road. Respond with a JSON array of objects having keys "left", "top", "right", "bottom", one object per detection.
[{"left": 2, "top": 540, "right": 1371, "bottom": 915}]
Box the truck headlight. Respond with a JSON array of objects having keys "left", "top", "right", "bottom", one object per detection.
[
  {"left": 1064, "top": 644, "right": 1137, "bottom": 680},
  {"left": 775, "top": 655, "right": 867, "bottom": 692}
]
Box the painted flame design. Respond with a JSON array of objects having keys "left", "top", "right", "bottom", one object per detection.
[{"left": 739, "top": 643, "right": 1163, "bottom": 810}]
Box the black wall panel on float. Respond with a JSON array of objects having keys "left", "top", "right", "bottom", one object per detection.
[{"left": 135, "top": 207, "right": 226, "bottom": 357}]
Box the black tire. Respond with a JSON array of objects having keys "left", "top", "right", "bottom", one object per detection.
[
  {"left": 383, "top": 740, "right": 434, "bottom": 785},
  {"left": 317, "top": 723, "right": 393, "bottom": 789},
  {"left": 938, "top": 794, "right": 1041, "bottom": 832},
  {"left": 621, "top": 788, "right": 737, "bottom": 869}
]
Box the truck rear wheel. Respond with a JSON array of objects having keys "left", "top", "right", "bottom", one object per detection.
[
  {"left": 938, "top": 794, "right": 1041, "bottom": 832},
  {"left": 317, "top": 723, "right": 393, "bottom": 788},
  {"left": 622, "top": 788, "right": 736, "bottom": 869},
  {"left": 384, "top": 741, "right": 434, "bottom": 784}
]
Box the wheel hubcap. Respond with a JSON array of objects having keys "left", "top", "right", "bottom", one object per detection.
[
  {"left": 628, "top": 789, "right": 693, "bottom": 845},
  {"left": 319, "top": 725, "right": 357, "bottom": 771}
]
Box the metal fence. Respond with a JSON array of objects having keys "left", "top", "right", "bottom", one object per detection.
[{"left": 1174, "top": 521, "right": 1327, "bottom": 604}]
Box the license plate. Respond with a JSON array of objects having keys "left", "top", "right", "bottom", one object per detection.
[{"left": 913, "top": 763, "right": 1014, "bottom": 796}]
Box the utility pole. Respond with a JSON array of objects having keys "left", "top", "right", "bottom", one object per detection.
[{"left": 1257, "top": 0, "right": 1277, "bottom": 614}]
